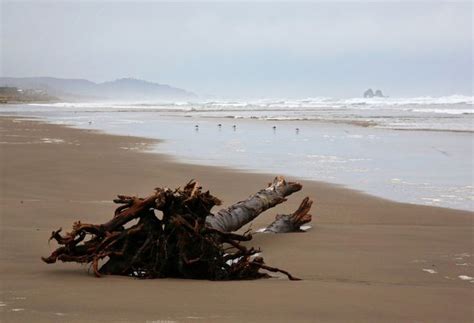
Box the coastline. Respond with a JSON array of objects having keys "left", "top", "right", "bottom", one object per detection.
[
  {"left": 2, "top": 102, "right": 472, "bottom": 211},
  {"left": 1, "top": 116, "right": 473, "bottom": 322}
]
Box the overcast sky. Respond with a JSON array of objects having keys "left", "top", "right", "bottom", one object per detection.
[{"left": 1, "top": 1, "right": 472, "bottom": 98}]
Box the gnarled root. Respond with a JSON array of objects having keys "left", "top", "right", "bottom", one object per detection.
[{"left": 42, "top": 177, "right": 310, "bottom": 280}]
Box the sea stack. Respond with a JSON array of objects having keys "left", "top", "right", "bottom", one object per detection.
[
  {"left": 363, "top": 88, "right": 385, "bottom": 98},
  {"left": 374, "top": 89, "right": 385, "bottom": 97},
  {"left": 363, "top": 89, "right": 374, "bottom": 98}
]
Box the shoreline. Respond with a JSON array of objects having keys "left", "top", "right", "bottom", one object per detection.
[
  {"left": 3, "top": 100, "right": 474, "bottom": 134},
  {"left": 2, "top": 110, "right": 473, "bottom": 211},
  {"left": 4, "top": 113, "right": 472, "bottom": 214},
  {"left": 1, "top": 116, "right": 473, "bottom": 322}
]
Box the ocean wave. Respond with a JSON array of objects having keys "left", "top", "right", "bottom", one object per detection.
[
  {"left": 408, "top": 108, "right": 473, "bottom": 115},
  {"left": 338, "top": 95, "right": 473, "bottom": 106},
  {"left": 30, "top": 94, "right": 473, "bottom": 111},
  {"left": 192, "top": 95, "right": 473, "bottom": 108},
  {"left": 22, "top": 95, "right": 473, "bottom": 133}
]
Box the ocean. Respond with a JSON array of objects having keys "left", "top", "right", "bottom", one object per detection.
[{"left": 2, "top": 95, "right": 473, "bottom": 211}]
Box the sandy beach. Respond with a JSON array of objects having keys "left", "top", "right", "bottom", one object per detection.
[{"left": 0, "top": 116, "right": 473, "bottom": 322}]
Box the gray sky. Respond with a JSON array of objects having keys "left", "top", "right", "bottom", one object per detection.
[{"left": 1, "top": 1, "right": 472, "bottom": 98}]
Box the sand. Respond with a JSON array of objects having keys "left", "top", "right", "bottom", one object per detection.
[{"left": 0, "top": 116, "right": 473, "bottom": 322}]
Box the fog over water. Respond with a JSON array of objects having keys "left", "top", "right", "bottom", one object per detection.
[{"left": 2, "top": 1, "right": 472, "bottom": 98}]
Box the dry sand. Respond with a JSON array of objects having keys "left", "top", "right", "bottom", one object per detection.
[{"left": 0, "top": 116, "right": 473, "bottom": 322}]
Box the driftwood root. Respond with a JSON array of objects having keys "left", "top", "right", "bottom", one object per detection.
[{"left": 42, "top": 177, "right": 312, "bottom": 280}]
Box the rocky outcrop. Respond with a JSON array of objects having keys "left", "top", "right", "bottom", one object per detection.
[
  {"left": 374, "top": 89, "right": 384, "bottom": 97},
  {"left": 363, "top": 88, "right": 385, "bottom": 98},
  {"left": 363, "top": 89, "right": 374, "bottom": 98}
]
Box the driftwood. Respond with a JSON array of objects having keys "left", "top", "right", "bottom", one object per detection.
[
  {"left": 205, "top": 177, "right": 304, "bottom": 232},
  {"left": 42, "top": 177, "right": 312, "bottom": 280},
  {"left": 264, "top": 197, "right": 313, "bottom": 233}
]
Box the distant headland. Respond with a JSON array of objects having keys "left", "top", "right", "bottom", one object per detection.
[
  {"left": 0, "top": 77, "right": 196, "bottom": 102},
  {"left": 0, "top": 86, "right": 58, "bottom": 103}
]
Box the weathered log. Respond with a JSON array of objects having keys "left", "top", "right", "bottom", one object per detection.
[
  {"left": 42, "top": 177, "right": 312, "bottom": 280},
  {"left": 264, "top": 197, "right": 313, "bottom": 233},
  {"left": 205, "top": 176, "right": 302, "bottom": 232}
]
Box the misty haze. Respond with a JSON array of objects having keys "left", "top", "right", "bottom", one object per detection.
[{"left": 1, "top": 1, "right": 473, "bottom": 323}]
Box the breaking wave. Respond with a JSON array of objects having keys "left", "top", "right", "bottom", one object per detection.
[{"left": 24, "top": 94, "right": 474, "bottom": 132}]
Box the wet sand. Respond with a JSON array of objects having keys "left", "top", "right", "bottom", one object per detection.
[{"left": 0, "top": 116, "right": 473, "bottom": 322}]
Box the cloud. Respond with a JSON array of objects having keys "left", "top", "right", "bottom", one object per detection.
[{"left": 1, "top": 2, "right": 472, "bottom": 97}]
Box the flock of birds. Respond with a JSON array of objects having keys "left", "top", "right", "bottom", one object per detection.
[
  {"left": 88, "top": 120, "right": 300, "bottom": 133},
  {"left": 194, "top": 123, "right": 300, "bottom": 133}
]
